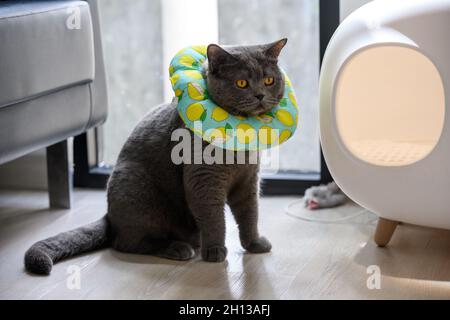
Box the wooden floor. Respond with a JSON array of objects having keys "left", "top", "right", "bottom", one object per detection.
[{"left": 1, "top": 189, "right": 450, "bottom": 300}]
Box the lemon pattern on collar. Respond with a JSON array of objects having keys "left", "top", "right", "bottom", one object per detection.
[{"left": 169, "top": 45, "right": 299, "bottom": 151}]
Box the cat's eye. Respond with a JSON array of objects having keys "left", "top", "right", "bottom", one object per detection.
[
  {"left": 236, "top": 79, "right": 248, "bottom": 88},
  {"left": 264, "top": 77, "right": 274, "bottom": 86}
]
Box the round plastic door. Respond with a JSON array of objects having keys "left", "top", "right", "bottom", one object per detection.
[{"left": 335, "top": 45, "right": 445, "bottom": 166}]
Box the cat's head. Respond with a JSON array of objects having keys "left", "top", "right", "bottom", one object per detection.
[{"left": 206, "top": 39, "right": 287, "bottom": 117}]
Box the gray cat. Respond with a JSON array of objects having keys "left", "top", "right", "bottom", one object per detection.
[{"left": 24, "top": 39, "right": 288, "bottom": 275}]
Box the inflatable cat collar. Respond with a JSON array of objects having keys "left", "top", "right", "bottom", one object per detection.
[{"left": 169, "top": 45, "right": 299, "bottom": 151}]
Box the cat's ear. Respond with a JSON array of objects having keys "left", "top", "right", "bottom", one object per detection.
[
  {"left": 207, "top": 44, "right": 237, "bottom": 73},
  {"left": 263, "top": 38, "right": 288, "bottom": 61}
]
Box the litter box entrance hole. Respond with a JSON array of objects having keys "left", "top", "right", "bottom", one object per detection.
[{"left": 335, "top": 45, "right": 445, "bottom": 166}]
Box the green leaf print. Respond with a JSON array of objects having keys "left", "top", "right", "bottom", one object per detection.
[
  {"left": 225, "top": 123, "right": 233, "bottom": 131},
  {"left": 200, "top": 110, "right": 207, "bottom": 122}
]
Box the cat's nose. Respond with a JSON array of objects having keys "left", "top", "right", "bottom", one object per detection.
[{"left": 255, "top": 94, "right": 265, "bottom": 101}]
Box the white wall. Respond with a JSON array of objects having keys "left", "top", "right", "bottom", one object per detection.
[
  {"left": 0, "top": 150, "right": 48, "bottom": 190},
  {"left": 340, "top": 0, "right": 373, "bottom": 21},
  {"left": 161, "top": 0, "right": 218, "bottom": 102}
]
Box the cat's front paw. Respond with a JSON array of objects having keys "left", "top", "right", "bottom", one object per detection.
[
  {"left": 202, "top": 246, "right": 227, "bottom": 262},
  {"left": 245, "top": 236, "right": 272, "bottom": 253}
]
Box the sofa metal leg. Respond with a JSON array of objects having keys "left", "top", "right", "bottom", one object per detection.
[
  {"left": 374, "top": 217, "right": 398, "bottom": 247},
  {"left": 46, "top": 140, "right": 72, "bottom": 209}
]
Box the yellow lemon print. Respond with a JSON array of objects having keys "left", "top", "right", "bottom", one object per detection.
[
  {"left": 183, "top": 70, "right": 203, "bottom": 80},
  {"left": 288, "top": 91, "right": 298, "bottom": 109},
  {"left": 276, "top": 109, "right": 295, "bottom": 127},
  {"left": 186, "top": 103, "right": 205, "bottom": 121},
  {"left": 236, "top": 124, "right": 256, "bottom": 144},
  {"left": 169, "top": 65, "right": 175, "bottom": 76},
  {"left": 256, "top": 114, "right": 274, "bottom": 124},
  {"left": 192, "top": 45, "right": 207, "bottom": 56},
  {"left": 258, "top": 126, "right": 278, "bottom": 145},
  {"left": 170, "top": 74, "right": 180, "bottom": 87},
  {"left": 284, "top": 74, "right": 292, "bottom": 87},
  {"left": 209, "top": 127, "right": 229, "bottom": 142},
  {"left": 179, "top": 55, "right": 196, "bottom": 68},
  {"left": 187, "top": 83, "right": 206, "bottom": 100},
  {"left": 175, "top": 89, "right": 183, "bottom": 97},
  {"left": 211, "top": 107, "right": 229, "bottom": 122},
  {"left": 279, "top": 130, "right": 292, "bottom": 144}
]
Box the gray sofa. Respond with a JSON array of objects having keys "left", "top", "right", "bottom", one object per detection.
[{"left": 0, "top": 0, "right": 108, "bottom": 208}]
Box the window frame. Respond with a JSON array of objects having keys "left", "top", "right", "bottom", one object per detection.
[{"left": 74, "top": 0, "right": 340, "bottom": 194}]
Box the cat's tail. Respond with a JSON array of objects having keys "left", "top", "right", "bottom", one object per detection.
[{"left": 24, "top": 216, "right": 110, "bottom": 275}]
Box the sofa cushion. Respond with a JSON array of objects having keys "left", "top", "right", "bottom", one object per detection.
[
  {"left": 0, "top": 84, "right": 91, "bottom": 164},
  {"left": 0, "top": 1, "right": 94, "bottom": 108}
]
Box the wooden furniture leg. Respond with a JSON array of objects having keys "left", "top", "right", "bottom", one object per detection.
[{"left": 374, "top": 217, "right": 398, "bottom": 247}]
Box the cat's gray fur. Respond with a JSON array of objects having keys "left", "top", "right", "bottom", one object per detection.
[{"left": 24, "top": 39, "right": 288, "bottom": 275}]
